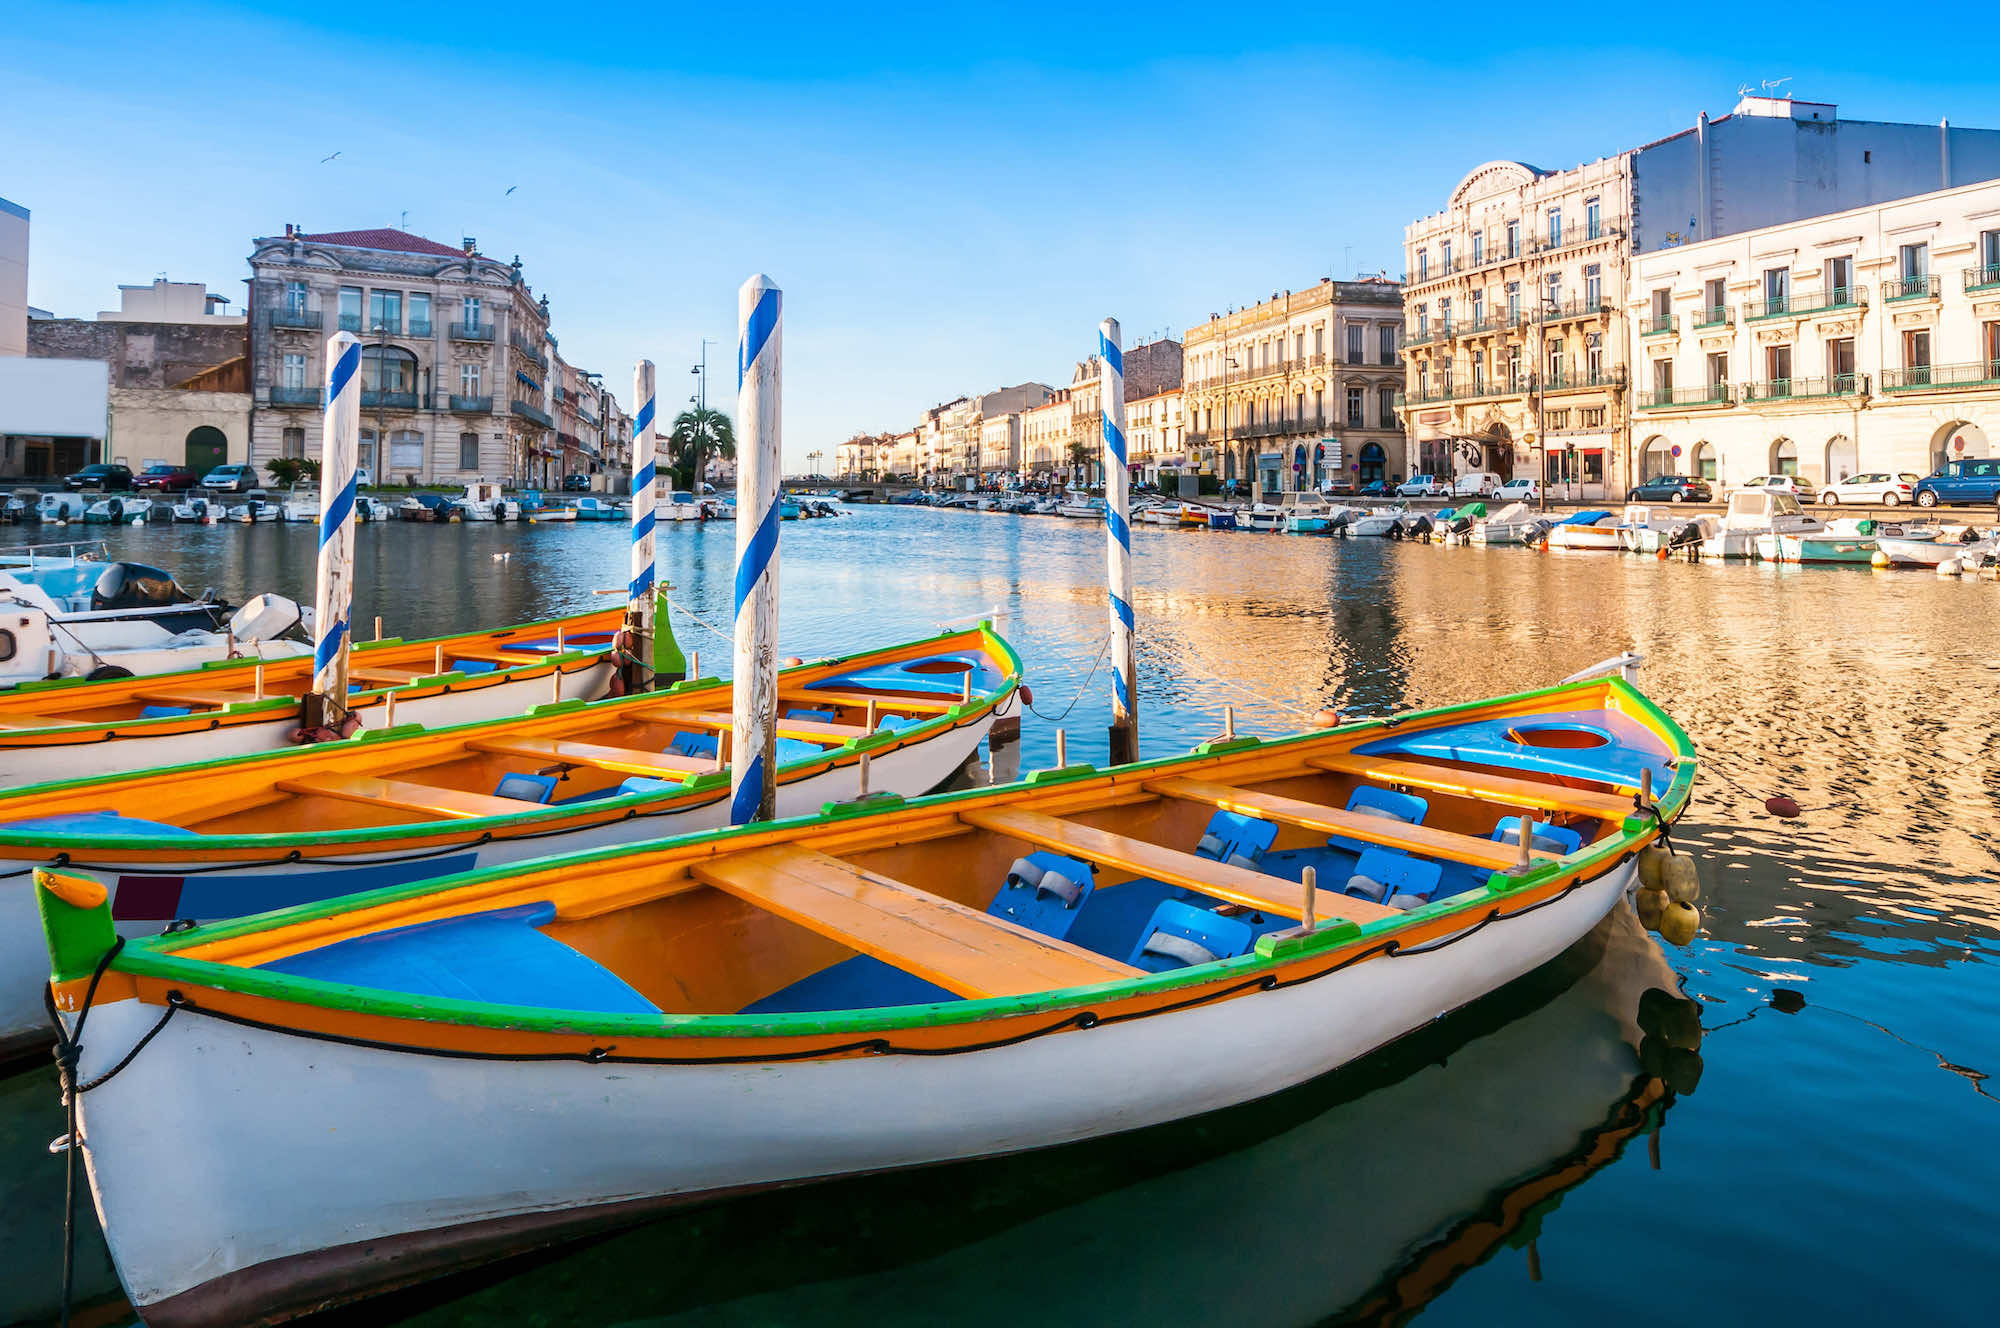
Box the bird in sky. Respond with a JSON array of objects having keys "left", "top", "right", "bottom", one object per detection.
[
  {"left": 504, "top": 185, "right": 517, "bottom": 195},
  {"left": 320, "top": 151, "right": 341, "bottom": 164}
]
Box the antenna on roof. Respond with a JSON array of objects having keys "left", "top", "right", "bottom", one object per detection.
[{"left": 1760, "top": 77, "right": 1791, "bottom": 95}]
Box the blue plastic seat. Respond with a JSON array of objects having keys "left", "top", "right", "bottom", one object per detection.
[
  {"left": 1193, "top": 810, "right": 1277, "bottom": 870},
  {"left": 494, "top": 772, "right": 558, "bottom": 803},
  {"left": 1344, "top": 847, "right": 1445, "bottom": 910},
  {"left": 1328, "top": 786, "right": 1430, "bottom": 857},
  {"left": 1490, "top": 816, "right": 1583, "bottom": 855},
  {"left": 140, "top": 705, "right": 191, "bottom": 719},
  {"left": 988, "top": 851, "right": 1096, "bottom": 940},
  {"left": 1128, "top": 899, "right": 1258, "bottom": 972},
  {"left": 786, "top": 707, "right": 836, "bottom": 722},
  {"left": 776, "top": 736, "right": 828, "bottom": 764},
  {"left": 452, "top": 659, "right": 499, "bottom": 675},
  {"left": 669, "top": 731, "right": 719, "bottom": 760}
]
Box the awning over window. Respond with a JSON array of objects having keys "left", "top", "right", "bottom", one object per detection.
[{"left": 516, "top": 371, "right": 542, "bottom": 392}]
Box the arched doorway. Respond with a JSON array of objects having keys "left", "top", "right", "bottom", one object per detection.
[
  {"left": 1359, "top": 442, "right": 1386, "bottom": 484},
  {"left": 1641, "top": 434, "right": 1674, "bottom": 481},
  {"left": 1484, "top": 423, "right": 1514, "bottom": 479},
  {"left": 1930, "top": 419, "right": 1990, "bottom": 471},
  {"left": 184, "top": 425, "right": 227, "bottom": 473},
  {"left": 1770, "top": 437, "right": 1798, "bottom": 476},
  {"left": 1825, "top": 434, "right": 1857, "bottom": 484},
  {"left": 1691, "top": 441, "right": 1717, "bottom": 481}
]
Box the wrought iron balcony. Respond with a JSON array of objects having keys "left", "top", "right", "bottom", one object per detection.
[
  {"left": 1641, "top": 313, "right": 1677, "bottom": 336},
  {"left": 1741, "top": 374, "right": 1867, "bottom": 403},
  {"left": 1692, "top": 305, "right": 1732, "bottom": 330},
  {"left": 1532, "top": 297, "right": 1611, "bottom": 324},
  {"left": 1402, "top": 325, "right": 1438, "bottom": 347},
  {"left": 449, "top": 394, "right": 494, "bottom": 413},
  {"left": 449, "top": 321, "right": 496, "bottom": 342},
  {"left": 1879, "top": 361, "right": 2000, "bottom": 393},
  {"left": 1745, "top": 287, "right": 1865, "bottom": 321},
  {"left": 407, "top": 320, "right": 433, "bottom": 338},
  {"left": 360, "top": 390, "right": 419, "bottom": 410},
  {"left": 269, "top": 307, "right": 322, "bottom": 330},
  {"left": 268, "top": 386, "right": 320, "bottom": 407},
  {"left": 1964, "top": 264, "right": 2000, "bottom": 293},
  {"left": 510, "top": 334, "right": 548, "bottom": 370},
  {"left": 1636, "top": 384, "right": 1732, "bottom": 410},
  {"left": 1881, "top": 274, "right": 1940, "bottom": 302},
  {"left": 367, "top": 319, "right": 401, "bottom": 337},
  {"left": 511, "top": 399, "right": 554, "bottom": 428},
  {"left": 338, "top": 313, "right": 363, "bottom": 332}
]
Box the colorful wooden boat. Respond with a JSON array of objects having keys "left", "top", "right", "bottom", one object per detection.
[
  {"left": 0, "top": 607, "right": 625, "bottom": 789},
  {"left": 3, "top": 626, "right": 1017, "bottom": 1055},
  {"left": 37, "top": 672, "right": 1692, "bottom": 1325}
]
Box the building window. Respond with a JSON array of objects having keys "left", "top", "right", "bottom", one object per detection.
[
  {"left": 1417, "top": 248, "right": 1429, "bottom": 281},
  {"left": 463, "top": 296, "right": 483, "bottom": 330},
  {"left": 1438, "top": 297, "right": 1452, "bottom": 333},
  {"left": 1828, "top": 337, "right": 1856, "bottom": 390},
  {"left": 281, "top": 353, "right": 306, "bottom": 390},
  {"left": 1652, "top": 358, "right": 1674, "bottom": 393},
  {"left": 1378, "top": 386, "right": 1397, "bottom": 429},
  {"left": 1584, "top": 264, "right": 1602, "bottom": 308},
  {"left": 1546, "top": 337, "right": 1565, "bottom": 387},
  {"left": 1417, "top": 364, "right": 1428, "bottom": 397},
  {"left": 1585, "top": 333, "right": 1603, "bottom": 383},
  {"left": 1585, "top": 196, "right": 1601, "bottom": 240},
  {"left": 1378, "top": 325, "right": 1396, "bottom": 365},
  {"left": 1766, "top": 344, "right": 1793, "bottom": 389},
  {"left": 459, "top": 432, "right": 480, "bottom": 470},
  {"left": 1471, "top": 350, "right": 1486, "bottom": 393},
  {"left": 1763, "top": 267, "right": 1790, "bottom": 313},
  {"left": 1416, "top": 303, "right": 1429, "bottom": 335},
  {"left": 281, "top": 426, "right": 304, "bottom": 459},
  {"left": 1505, "top": 220, "right": 1520, "bottom": 258},
  {"left": 390, "top": 429, "right": 424, "bottom": 472},
  {"left": 1827, "top": 255, "right": 1854, "bottom": 303},
  {"left": 409, "top": 292, "right": 432, "bottom": 336},
  {"left": 338, "top": 286, "right": 363, "bottom": 332},
  {"left": 1471, "top": 231, "right": 1484, "bottom": 264},
  {"left": 1441, "top": 239, "right": 1453, "bottom": 272},
  {"left": 1707, "top": 351, "right": 1728, "bottom": 389},
  {"left": 367, "top": 289, "right": 402, "bottom": 335},
  {"left": 1314, "top": 326, "right": 1324, "bottom": 356},
  {"left": 1547, "top": 207, "right": 1562, "bottom": 246},
  {"left": 1545, "top": 271, "right": 1562, "bottom": 309},
  {"left": 1470, "top": 289, "right": 1485, "bottom": 326},
  {"left": 1703, "top": 277, "right": 1727, "bottom": 323},
  {"left": 1294, "top": 331, "right": 1305, "bottom": 361},
  {"left": 1903, "top": 329, "right": 1931, "bottom": 384},
  {"left": 1506, "top": 346, "right": 1522, "bottom": 391},
  {"left": 361, "top": 346, "right": 417, "bottom": 394},
  {"left": 1505, "top": 282, "right": 1521, "bottom": 323},
  {"left": 283, "top": 281, "right": 308, "bottom": 314},
  {"left": 1346, "top": 387, "right": 1364, "bottom": 427},
  {"left": 1900, "top": 242, "right": 1929, "bottom": 279},
  {"left": 460, "top": 363, "right": 482, "bottom": 395}
]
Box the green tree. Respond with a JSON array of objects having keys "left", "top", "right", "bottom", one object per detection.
[
  {"left": 1065, "top": 439, "right": 1093, "bottom": 489},
  {"left": 668, "top": 408, "right": 737, "bottom": 489}
]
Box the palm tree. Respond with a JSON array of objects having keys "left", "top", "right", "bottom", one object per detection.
[
  {"left": 667, "top": 408, "right": 736, "bottom": 490},
  {"left": 1065, "top": 439, "right": 1094, "bottom": 490}
]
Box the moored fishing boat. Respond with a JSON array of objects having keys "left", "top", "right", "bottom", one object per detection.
[
  {"left": 1469, "top": 501, "right": 1544, "bottom": 545},
  {"left": 36, "top": 669, "right": 1692, "bottom": 1326},
  {"left": 1872, "top": 526, "right": 1994, "bottom": 567},
  {"left": 1758, "top": 518, "right": 1880, "bottom": 564},
  {"left": 1541, "top": 510, "right": 1620, "bottom": 551},
  {"left": 1, "top": 626, "right": 1018, "bottom": 1055},
  {"left": 1055, "top": 496, "right": 1106, "bottom": 519},
  {"left": 1699, "top": 489, "right": 1823, "bottom": 560}
]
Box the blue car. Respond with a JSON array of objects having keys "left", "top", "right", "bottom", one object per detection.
[{"left": 1914, "top": 458, "right": 2000, "bottom": 507}]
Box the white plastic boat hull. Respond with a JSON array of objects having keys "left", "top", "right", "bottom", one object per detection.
[
  {"left": 69, "top": 856, "right": 1634, "bottom": 1324},
  {"left": 0, "top": 706, "right": 993, "bottom": 1054},
  {"left": 1545, "top": 526, "right": 1623, "bottom": 551}
]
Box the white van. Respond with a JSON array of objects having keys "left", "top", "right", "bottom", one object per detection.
[{"left": 1453, "top": 472, "right": 1503, "bottom": 498}]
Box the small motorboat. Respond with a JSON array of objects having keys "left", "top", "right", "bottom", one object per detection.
[
  {"left": 83, "top": 496, "right": 153, "bottom": 524},
  {"left": 1873, "top": 525, "right": 1994, "bottom": 568},
  {"left": 1280, "top": 493, "right": 1337, "bottom": 534},
  {"left": 227, "top": 489, "right": 283, "bottom": 523},
  {"left": 1699, "top": 490, "right": 1823, "bottom": 560},
  {"left": 1759, "top": 517, "right": 1881, "bottom": 564},
  {"left": 35, "top": 666, "right": 1694, "bottom": 1326},
  {"left": 1242, "top": 503, "right": 1285, "bottom": 532},
  {"left": 659, "top": 490, "right": 704, "bottom": 522},
  {"left": 278, "top": 485, "right": 321, "bottom": 524},
  {"left": 1056, "top": 497, "right": 1107, "bottom": 519},
  {"left": 400, "top": 493, "right": 467, "bottom": 523},
  {"left": 34, "top": 493, "right": 89, "bottom": 525},
  {"left": 170, "top": 494, "right": 225, "bottom": 524},
  {"left": 568, "top": 496, "right": 624, "bottom": 521},
  {"left": 0, "top": 627, "right": 1021, "bottom": 1056},
  {"left": 1618, "top": 506, "right": 1697, "bottom": 554},
  {"left": 1342, "top": 507, "right": 1402, "bottom": 538},
  {"left": 458, "top": 482, "right": 521, "bottom": 521},
  {"left": 1543, "top": 510, "right": 1622, "bottom": 551}
]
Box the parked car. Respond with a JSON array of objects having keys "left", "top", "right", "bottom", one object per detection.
[
  {"left": 1357, "top": 479, "right": 1392, "bottom": 498},
  {"left": 134, "top": 464, "right": 198, "bottom": 492},
  {"left": 1737, "top": 474, "right": 1818, "bottom": 502},
  {"left": 64, "top": 463, "right": 134, "bottom": 491},
  {"left": 1319, "top": 476, "right": 1357, "bottom": 497},
  {"left": 1914, "top": 457, "right": 2000, "bottom": 507},
  {"left": 1819, "top": 472, "right": 1920, "bottom": 506},
  {"left": 562, "top": 474, "right": 592, "bottom": 492},
  {"left": 1452, "top": 472, "right": 1503, "bottom": 498},
  {"left": 1626, "top": 475, "right": 1712, "bottom": 503},
  {"left": 200, "top": 463, "right": 260, "bottom": 493},
  {"left": 356, "top": 466, "right": 374, "bottom": 489},
  {"left": 1494, "top": 477, "right": 1541, "bottom": 502},
  {"left": 1395, "top": 474, "right": 1448, "bottom": 498}
]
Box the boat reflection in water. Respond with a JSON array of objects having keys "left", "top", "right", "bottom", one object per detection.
[{"left": 338, "top": 908, "right": 1700, "bottom": 1328}]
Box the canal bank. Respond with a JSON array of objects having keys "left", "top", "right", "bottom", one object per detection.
[{"left": 1, "top": 506, "right": 1993, "bottom": 1326}]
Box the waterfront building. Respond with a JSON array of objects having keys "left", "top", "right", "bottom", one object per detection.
[
  {"left": 1126, "top": 386, "right": 1186, "bottom": 486},
  {"left": 96, "top": 278, "right": 243, "bottom": 325},
  {"left": 976, "top": 382, "right": 1055, "bottom": 480},
  {"left": 0, "top": 196, "right": 114, "bottom": 473},
  {"left": 1627, "top": 175, "right": 2000, "bottom": 487},
  {"left": 0, "top": 196, "right": 26, "bottom": 358},
  {"left": 1183, "top": 280, "right": 1404, "bottom": 496},
  {"left": 1403, "top": 95, "right": 2000, "bottom": 498},
  {"left": 246, "top": 225, "right": 554, "bottom": 486},
  {"left": 1021, "top": 391, "right": 1069, "bottom": 481},
  {"left": 888, "top": 429, "right": 920, "bottom": 479}
]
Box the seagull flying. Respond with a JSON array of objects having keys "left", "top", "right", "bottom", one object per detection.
[
  {"left": 504, "top": 185, "right": 517, "bottom": 196},
  {"left": 320, "top": 151, "right": 341, "bottom": 164}
]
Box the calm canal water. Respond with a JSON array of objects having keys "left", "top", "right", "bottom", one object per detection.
[{"left": 2, "top": 508, "right": 1994, "bottom": 1326}]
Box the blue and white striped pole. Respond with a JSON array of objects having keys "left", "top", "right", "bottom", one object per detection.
[
  {"left": 1100, "top": 317, "right": 1138, "bottom": 764},
  {"left": 628, "top": 359, "right": 658, "bottom": 685},
  {"left": 312, "top": 330, "right": 362, "bottom": 723},
  {"left": 731, "top": 275, "right": 782, "bottom": 824}
]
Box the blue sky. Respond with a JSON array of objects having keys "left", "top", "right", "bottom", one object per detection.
[{"left": 8, "top": 2, "right": 2000, "bottom": 466}]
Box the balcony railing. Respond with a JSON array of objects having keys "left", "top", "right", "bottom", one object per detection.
[
  {"left": 511, "top": 399, "right": 554, "bottom": 428},
  {"left": 1879, "top": 361, "right": 2000, "bottom": 393},
  {"left": 1965, "top": 263, "right": 2000, "bottom": 293},
  {"left": 1407, "top": 257, "right": 1465, "bottom": 286},
  {"left": 1532, "top": 297, "right": 1611, "bottom": 324},
  {"left": 269, "top": 307, "right": 323, "bottom": 330},
  {"left": 1692, "top": 304, "right": 1732, "bottom": 329},
  {"left": 366, "top": 319, "right": 401, "bottom": 337},
  {"left": 360, "top": 389, "right": 420, "bottom": 410},
  {"left": 338, "top": 313, "right": 363, "bottom": 332},
  {"left": 510, "top": 334, "right": 548, "bottom": 369},
  {"left": 1403, "top": 325, "right": 1439, "bottom": 347},
  {"left": 1636, "top": 384, "right": 1732, "bottom": 410},
  {"left": 1881, "top": 274, "right": 1940, "bottom": 302},
  {"left": 1531, "top": 218, "right": 1627, "bottom": 255},
  {"left": 268, "top": 386, "right": 320, "bottom": 407},
  {"left": 449, "top": 321, "right": 495, "bottom": 342},
  {"left": 1741, "top": 374, "right": 1868, "bottom": 403},
  {"left": 449, "top": 394, "right": 494, "bottom": 413},
  {"left": 1459, "top": 314, "right": 1504, "bottom": 336},
  {"left": 1642, "top": 313, "right": 1677, "bottom": 336},
  {"left": 407, "top": 320, "right": 433, "bottom": 338},
  {"left": 1746, "top": 287, "right": 1865, "bottom": 320}
]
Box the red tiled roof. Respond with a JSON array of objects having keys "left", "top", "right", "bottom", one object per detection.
[{"left": 297, "top": 228, "right": 468, "bottom": 258}]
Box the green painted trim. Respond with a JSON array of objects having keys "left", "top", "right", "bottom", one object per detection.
[
  {"left": 1024, "top": 763, "right": 1099, "bottom": 785},
  {"left": 1194, "top": 736, "right": 1263, "bottom": 755},
  {"left": 38, "top": 876, "right": 117, "bottom": 985},
  {"left": 652, "top": 586, "right": 687, "bottom": 680},
  {"left": 820, "top": 791, "right": 906, "bottom": 819},
  {"left": 360, "top": 722, "right": 428, "bottom": 742}
]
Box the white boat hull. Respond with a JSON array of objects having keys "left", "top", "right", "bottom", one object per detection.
[
  {"left": 1546, "top": 526, "right": 1623, "bottom": 551},
  {"left": 1344, "top": 515, "right": 1398, "bottom": 537},
  {"left": 70, "top": 857, "right": 1635, "bottom": 1323},
  {"left": 0, "top": 706, "right": 992, "bottom": 1053}
]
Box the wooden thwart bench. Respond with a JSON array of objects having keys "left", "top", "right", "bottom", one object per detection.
[
  {"left": 1305, "top": 753, "right": 1635, "bottom": 820},
  {"left": 695, "top": 845, "right": 1139, "bottom": 999},
  {"left": 349, "top": 666, "right": 427, "bottom": 686},
  {"left": 958, "top": 805, "right": 1398, "bottom": 924},
  {"left": 277, "top": 772, "right": 532, "bottom": 819},
  {"left": 1146, "top": 776, "right": 1551, "bottom": 873},
  {"left": 637, "top": 707, "right": 870, "bottom": 742},
  {"left": 467, "top": 736, "right": 715, "bottom": 778},
  {"left": 135, "top": 689, "right": 258, "bottom": 709},
  {"left": 778, "top": 688, "right": 957, "bottom": 714}
]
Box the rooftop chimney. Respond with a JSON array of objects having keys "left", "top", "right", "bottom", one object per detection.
[{"left": 462, "top": 236, "right": 477, "bottom": 255}]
